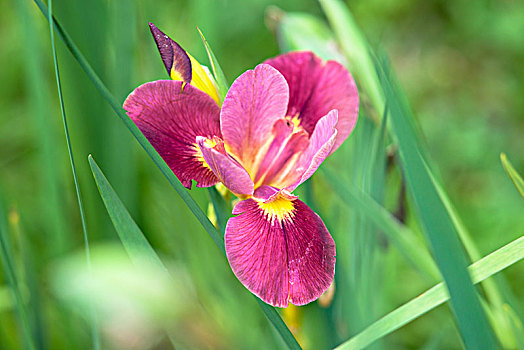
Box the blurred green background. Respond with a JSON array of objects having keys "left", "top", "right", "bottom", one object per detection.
[{"left": 1, "top": 0, "right": 523, "bottom": 349}]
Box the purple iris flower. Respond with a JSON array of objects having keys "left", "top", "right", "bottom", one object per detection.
[{"left": 124, "top": 24, "right": 359, "bottom": 307}]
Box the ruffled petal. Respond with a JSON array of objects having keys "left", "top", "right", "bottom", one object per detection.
[
  {"left": 123, "top": 80, "right": 221, "bottom": 189},
  {"left": 285, "top": 110, "right": 338, "bottom": 192},
  {"left": 225, "top": 188, "right": 336, "bottom": 307},
  {"left": 264, "top": 51, "right": 359, "bottom": 152},
  {"left": 196, "top": 136, "right": 254, "bottom": 196},
  {"left": 220, "top": 64, "right": 289, "bottom": 173}
]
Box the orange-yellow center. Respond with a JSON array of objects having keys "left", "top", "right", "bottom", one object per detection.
[
  {"left": 258, "top": 196, "right": 295, "bottom": 223},
  {"left": 193, "top": 138, "right": 217, "bottom": 169}
]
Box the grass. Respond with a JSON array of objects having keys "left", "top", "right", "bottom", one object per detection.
[
  {"left": 46, "top": 0, "right": 99, "bottom": 347},
  {"left": 1, "top": 0, "right": 523, "bottom": 348}
]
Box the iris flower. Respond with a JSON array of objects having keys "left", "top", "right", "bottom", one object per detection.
[{"left": 124, "top": 24, "right": 359, "bottom": 307}]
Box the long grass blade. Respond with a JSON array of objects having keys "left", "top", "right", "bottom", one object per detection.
[
  {"left": 319, "top": 0, "right": 503, "bottom": 344},
  {"left": 318, "top": 0, "right": 384, "bottom": 121},
  {"left": 377, "top": 60, "right": 498, "bottom": 348},
  {"left": 33, "top": 0, "right": 224, "bottom": 253},
  {"left": 13, "top": 0, "right": 69, "bottom": 256},
  {"left": 33, "top": 1, "right": 300, "bottom": 347},
  {"left": 90, "top": 155, "right": 208, "bottom": 349},
  {"left": 500, "top": 153, "right": 524, "bottom": 198},
  {"left": 0, "top": 199, "right": 35, "bottom": 350},
  {"left": 88, "top": 155, "right": 166, "bottom": 271},
  {"left": 335, "top": 236, "right": 524, "bottom": 350},
  {"left": 321, "top": 167, "right": 440, "bottom": 281},
  {"left": 90, "top": 156, "right": 301, "bottom": 349},
  {"left": 46, "top": 1, "right": 99, "bottom": 348}
]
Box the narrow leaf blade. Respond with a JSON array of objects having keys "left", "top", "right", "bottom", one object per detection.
[
  {"left": 31, "top": 2, "right": 300, "bottom": 347},
  {"left": 377, "top": 61, "right": 498, "bottom": 348},
  {"left": 88, "top": 155, "right": 166, "bottom": 270},
  {"left": 197, "top": 28, "right": 229, "bottom": 103},
  {"left": 322, "top": 167, "right": 440, "bottom": 281},
  {"left": 0, "top": 199, "right": 36, "bottom": 350},
  {"left": 336, "top": 236, "right": 524, "bottom": 350},
  {"left": 501, "top": 153, "right": 524, "bottom": 198},
  {"left": 46, "top": 0, "right": 99, "bottom": 346}
]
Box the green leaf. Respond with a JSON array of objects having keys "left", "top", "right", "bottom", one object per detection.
[
  {"left": 207, "top": 187, "right": 231, "bottom": 234},
  {"left": 32, "top": 0, "right": 224, "bottom": 255},
  {"left": 46, "top": 0, "right": 99, "bottom": 347},
  {"left": 197, "top": 28, "right": 229, "bottom": 103},
  {"left": 504, "top": 304, "right": 524, "bottom": 349},
  {"left": 89, "top": 155, "right": 167, "bottom": 271},
  {"left": 321, "top": 167, "right": 440, "bottom": 281},
  {"left": 319, "top": 0, "right": 385, "bottom": 121},
  {"left": 0, "top": 198, "right": 35, "bottom": 350},
  {"left": 321, "top": 0, "right": 508, "bottom": 342},
  {"left": 89, "top": 156, "right": 301, "bottom": 350},
  {"left": 336, "top": 236, "right": 524, "bottom": 350},
  {"left": 501, "top": 153, "right": 524, "bottom": 198},
  {"left": 377, "top": 61, "right": 498, "bottom": 348},
  {"left": 32, "top": 2, "right": 300, "bottom": 347},
  {"left": 14, "top": 0, "right": 69, "bottom": 255},
  {"left": 273, "top": 11, "right": 345, "bottom": 62}
]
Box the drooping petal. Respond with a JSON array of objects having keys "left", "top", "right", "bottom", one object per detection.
[
  {"left": 264, "top": 51, "right": 359, "bottom": 152},
  {"left": 225, "top": 188, "right": 336, "bottom": 307},
  {"left": 149, "top": 23, "right": 220, "bottom": 104},
  {"left": 220, "top": 64, "right": 289, "bottom": 173},
  {"left": 285, "top": 110, "right": 338, "bottom": 192},
  {"left": 196, "top": 136, "right": 254, "bottom": 196},
  {"left": 123, "top": 80, "right": 221, "bottom": 189}
]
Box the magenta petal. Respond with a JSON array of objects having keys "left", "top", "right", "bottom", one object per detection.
[
  {"left": 149, "top": 23, "right": 192, "bottom": 82},
  {"left": 286, "top": 110, "right": 338, "bottom": 192},
  {"left": 123, "top": 80, "right": 221, "bottom": 188},
  {"left": 258, "top": 130, "right": 309, "bottom": 188},
  {"left": 253, "top": 185, "right": 298, "bottom": 202},
  {"left": 225, "top": 195, "right": 336, "bottom": 307},
  {"left": 196, "top": 137, "right": 254, "bottom": 196},
  {"left": 220, "top": 64, "right": 289, "bottom": 171},
  {"left": 264, "top": 51, "right": 359, "bottom": 152}
]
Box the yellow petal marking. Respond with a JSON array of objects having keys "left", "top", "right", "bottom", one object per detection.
[
  {"left": 167, "top": 53, "right": 220, "bottom": 105},
  {"left": 258, "top": 196, "right": 295, "bottom": 224},
  {"left": 169, "top": 68, "right": 186, "bottom": 82},
  {"left": 289, "top": 114, "right": 301, "bottom": 129},
  {"left": 193, "top": 138, "right": 217, "bottom": 169},
  {"left": 188, "top": 54, "right": 220, "bottom": 104}
]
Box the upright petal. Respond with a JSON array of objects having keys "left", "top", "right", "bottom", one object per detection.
[
  {"left": 285, "top": 110, "right": 338, "bottom": 192},
  {"left": 149, "top": 23, "right": 192, "bottom": 83},
  {"left": 264, "top": 51, "right": 359, "bottom": 152},
  {"left": 187, "top": 54, "right": 221, "bottom": 105},
  {"left": 196, "top": 136, "right": 254, "bottom": 196},
  {"left": 220, "top": 64, "right": 289, "bottom": 173},
  {"left": 149, "top": 23, "right": 220, "bottom": 104},
  {"left": 225, "top": 189, "right": 336, "bottom": 307},
  {"left": 257, "top": 130, "right": 309, "bottom": 189},
  {"left": 124, "top": 80, "right": 221, "bottom": 188}
]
